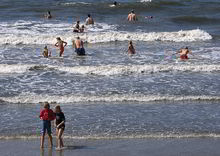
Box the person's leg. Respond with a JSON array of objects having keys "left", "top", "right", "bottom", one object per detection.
[
  {"left": 56, "top": 128, "right": 59, "bottom": 147},
  {"left": 40, "top": 134, "right": 45, "bottom": 148},
  {"left": 58, "top": 128, "right": 64, "bottom": 148},
  {"left": 48, "top": 134, "right": 53, "bottom": 148},
  {"left": 47, "top": 121, "right": 53, "bottom": 148}
]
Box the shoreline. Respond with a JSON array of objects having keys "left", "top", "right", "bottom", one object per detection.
[{"left": 1, "top": 138, "right": 220, "bottom": 156}]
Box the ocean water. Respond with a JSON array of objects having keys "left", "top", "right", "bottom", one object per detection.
[{"left": 0, "top": 0, "right": 220, "bottom": 139}]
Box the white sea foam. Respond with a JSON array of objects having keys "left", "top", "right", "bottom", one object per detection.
[
  {"left": 0, "top": 64, "right": 220, "bottom": 75},
  {"left": 0, "top": 20, "right": 212, "bottom": 45},
  {"left": 140, "top": 0, "right": 152, "bottom": 2},
  {"left": 1, "top": 133, "right": 220, "bottom": 140},
  {"left": 1, "top": 94, "right": 220, "bottom": 104},
  {"left": 60, "top": 2, "right": 91, "bottom": 6}
]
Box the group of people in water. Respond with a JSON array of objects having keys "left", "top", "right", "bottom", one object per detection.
[{"left": 42, "top": 2, "right": 192, "bottom": 60}]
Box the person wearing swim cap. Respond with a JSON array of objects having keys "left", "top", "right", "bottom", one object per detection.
[
  {"left": 127, "top": 10, "right": 138, "bottom": 21},
  {"left": 73, "top": 37, "right": 85, "bottom": 56},
  {"left": 55, "top": 37, "right": 67, "bottom": 57}
]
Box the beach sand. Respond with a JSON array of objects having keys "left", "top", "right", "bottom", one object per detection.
[{"left": 0, "top": 138, "right": 220, "bottom": 156}]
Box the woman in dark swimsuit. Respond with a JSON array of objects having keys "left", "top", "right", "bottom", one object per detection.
[{"left": 54, "top": 105, "right": 65, "bottom": 150}]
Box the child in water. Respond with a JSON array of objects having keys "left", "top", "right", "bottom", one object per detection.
[
  {"left": 128, "top": 40, "right": 136, "bottom": 54},
  {"left": 42, "top": 46, "right": 51, "bottom": 58},
  {"left": 39, "top": 102, "right": 56, "bottom": 148},
  {"left": 55, "top": 37, "right": 67, "bottom": 57},
  {"left": 54, "top": 105, "right": 66, "bottom": 150}
]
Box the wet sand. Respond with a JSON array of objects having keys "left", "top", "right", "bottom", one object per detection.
[{"left": 0, "top": 138, "right": 220, "bottom": 156}]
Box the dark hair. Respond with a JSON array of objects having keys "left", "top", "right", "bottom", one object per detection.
[
  {"left": 56, "top": 37, "right": 61, "bottom": 40},
  {"left": 114, "top": 1, "right": 117, "bottom": 5},
  {"left": 185, "top": 47, "right": 188, "bottom": 49},
  {"left": 77, "top": 36, "right": 80, "bottom": 39},
  {"left": 77, "top": 21, "right": 80, "bottom": 23},
  {"left": 44, "top": 102, "right": 50, "bottom": 109},
  {"left": 88, "top": 14, "right": 91, "bottom": 17},
  {"left": 48, "top": 11, "right": 50, "bottom": 14},
  {"left": 131, "top": 10, "right": 134, "bottom": 13}
]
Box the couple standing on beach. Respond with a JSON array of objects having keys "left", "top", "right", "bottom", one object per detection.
[{"left": 39, "top": 102, "right": 65, "bottom": 150}]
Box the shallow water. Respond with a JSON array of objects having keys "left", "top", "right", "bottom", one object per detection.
[{"left": 0, "top": 0, "right": 220, "bottom": 139}]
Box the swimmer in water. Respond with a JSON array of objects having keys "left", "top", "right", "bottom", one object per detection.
[
  {"left": 128, "top": 40, "right": 136, "bottom": 54},
  {"left": 73, "top": 21, "right": 80, "bottom": 33},
  {"left": 42, "top": 46, "right": 51, "bottom": 58},
  {"left": 79, "top": 25, "right": 85, "bottom": 33},
  {"left": 85, "top": 14, "right": 94, "bottom": 25},
  {"left": 109, "top": 1, "right": 118, "bottom": 7},
  {"left": 127, "top": 10, "right": 138, "bottom": 21},
  {"left": 177, "top": 47, "right": 193, "bottom": 60},
  {"left": 45, "top": 11, "right": 52, "bottom": 19},
  {"left": 55, "top": 37, "right": 67, "bottom": 57}
]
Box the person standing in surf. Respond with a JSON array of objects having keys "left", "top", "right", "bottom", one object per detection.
[
  {"left": 177, "top": 47, "right": 193, "bottom": 60},
  {"left": 39, "top": 102, "right": 56, "bottom": 148},
  {"left": 42, "top": 46, "right": 51, "bottom": 58},
  {"left": 128, "top": 40, "right": 136, "bottom": 54},
  {"left": 127, "top": 10, "right": 138, "bottom": 21},
  {"left": 73, "top": 36, "right": 86, "bottom": 56},
  {"left": 55, "top": 37, "right": 67, "bottom": 57},
  {"left": 54, "top": 105, "right": 65, "bottom": 150},
  {"left": 85, "top": 14, "right": 94, "bottom": 25}
]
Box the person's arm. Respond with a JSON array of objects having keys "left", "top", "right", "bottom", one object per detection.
[
  {"left": 127, "top": 15, "right": 130, "bottom": 21},
  {"left": 55, "top": 42, "right": 58, "bottom": 47},
  {"left": 81, "top": 41, "right": 84, "bottom": 48},
  {"left": 63, "top": 41, "right": 67, "bottom": 47}
]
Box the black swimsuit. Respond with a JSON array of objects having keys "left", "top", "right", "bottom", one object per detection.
[{"left": 56, "top": 112, "right": 65, "bottom": 130}]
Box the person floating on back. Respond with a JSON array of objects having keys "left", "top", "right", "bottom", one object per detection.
[
  {"left": 54, "top": 105, "right": 66, "bottom": 150},
  {"left": 55, "top": 37, "right": 67, "bottom": 57},
  {"left": 127, "top": 10, "right": 138, "bottom": 21},
  {"left": 73, "top": 37, "right": 86, "bottom": 56},
  {"left": 85, "top": 14, "right": 94, "bottom": 25},
  {"left": 177, "top": 47, "right": 193, "bottom": 60},
  {"left": 73, "top": 21, "right": 80, "bottom": 33},
  {"left": 128, "top": 40, "right": 136, "bottom": 54},
  {"left": 42, "top": 46, "right": 51, "bottom": 58},
  {"left": 45, "top": 11, "right": 52, "bottom": 19},
  {"left": 39, "top": 102, "right": 56, "bottom": 148}
]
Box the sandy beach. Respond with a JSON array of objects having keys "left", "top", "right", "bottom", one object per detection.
[{"left": 0, "top": 138, "right": 220, "bottom": 156}]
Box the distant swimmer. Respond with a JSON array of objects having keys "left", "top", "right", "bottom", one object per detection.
[
  {"left": 42, "top": 46, "right": 51, "bottom": 58},
  {"left": 73, "top": 21, "right": 80, "bottom": 33},
  {"left": 127, "top": 10, "right": 138, "bottom": 21},
  {"left": 73, "top": 37, "right": 85, "bottom": 56},
  {"left": 55, "top": 37, "right": 67, "bottom": 57},
  {"left": 109, "top": 1, "right": 118, "bottom": 7},
  {"left": 80, "top": 25, "right": 85, "bottom": 33},
  {"left": 177, "top": 47, "right": 193, "bottom": 60},
  {"left": 145, "top": 16, "right": 153, "bottom": 19},
  {"left": 85, "top": 14, "right": 94, "bottom": 25},
  {"left": 128, "top": 40, "right": 136, "bottom": 54},
  {"left": 45, "top": 11, "right": 52, "bottom": 19}
]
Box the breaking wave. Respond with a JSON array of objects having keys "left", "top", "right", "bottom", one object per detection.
[
  {"left": 1, "top": 94, "right": 220, "bottom": 104},
  {"left": 0, "top": 64, "right": 220, "bottom": 75},
  {"left": 0, "top": 20, "right": 212, "bottom": 45}
]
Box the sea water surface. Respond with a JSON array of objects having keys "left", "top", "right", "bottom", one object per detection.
[{"left": 0, "top": 0, "right": 220, "bottom": 139}]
